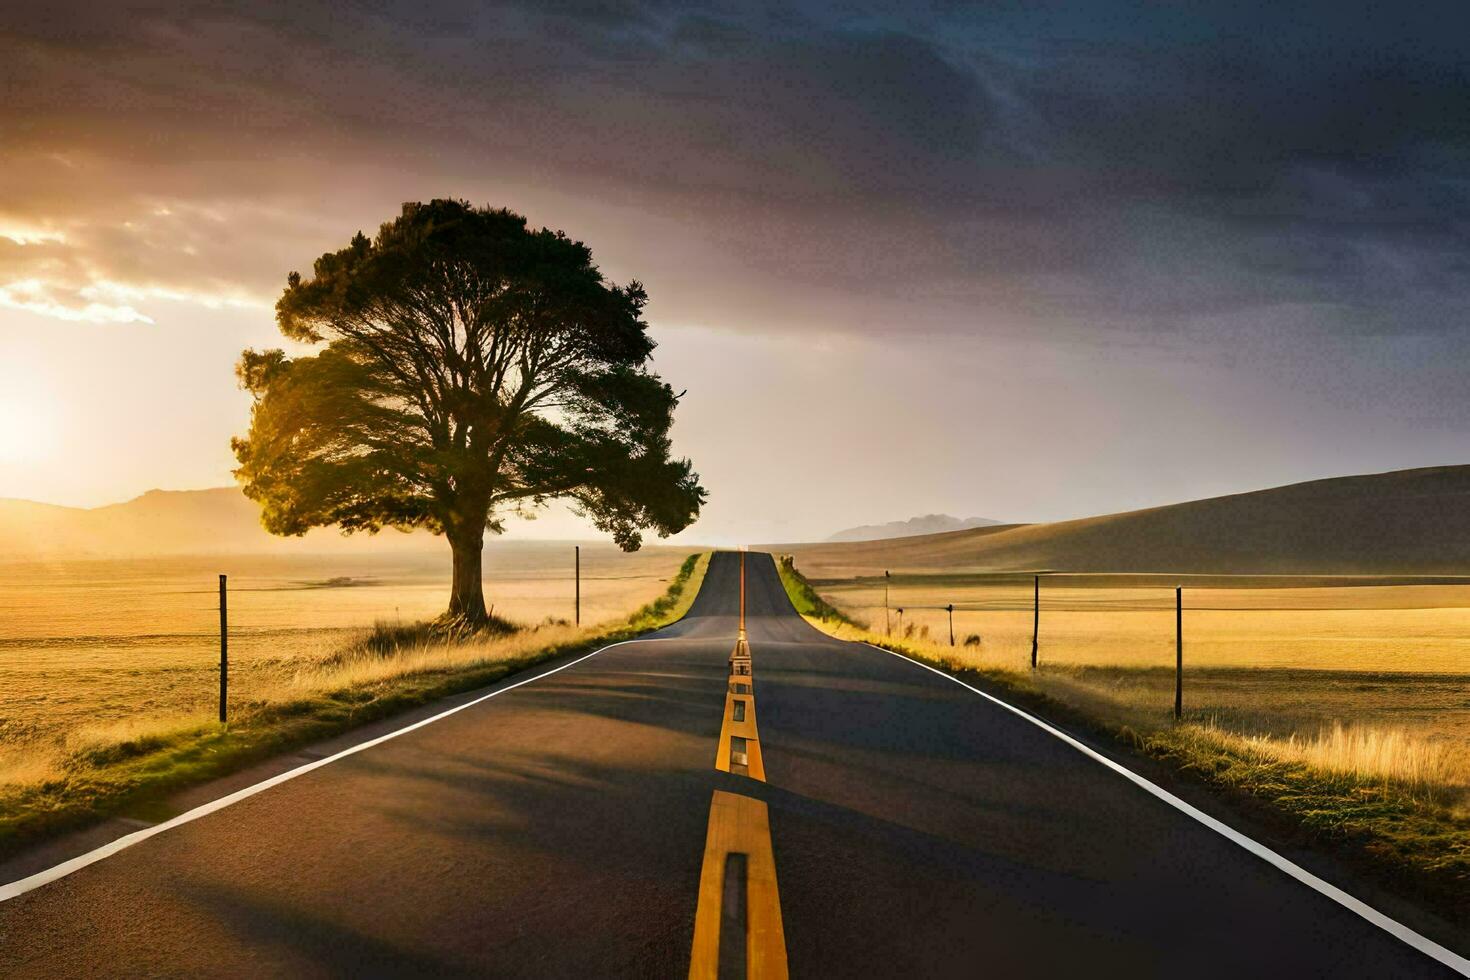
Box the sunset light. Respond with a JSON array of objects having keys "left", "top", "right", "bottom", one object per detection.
[
  {"left": 0, "top": 224, "right": 66, "bottom": 246},
  {"left": 2, "top": 3, "right": 1469, "bottom": 974},
  {"left": 0, "top": 372, "right": 57, "bottom": 466},
  {"left": 0, "top": 278, "right": 153, "bottom": 325}
]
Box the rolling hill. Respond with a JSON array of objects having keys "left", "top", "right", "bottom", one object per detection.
[
  {"left": 779, "top": 465, "right": 1470, "bottom": 578},
  {"left": 827, "top": 514, "right": 1001, "bottom": 542},
  {"left": 0, "top": 488, "right": 442, "bottom": 558}
]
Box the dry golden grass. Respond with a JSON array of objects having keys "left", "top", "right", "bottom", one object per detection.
[
  {"left": 263, "top": 623, "right": 592, "bottom": 697},
  {"left": 799, "top": 574, "right": 1470, "bottom": 803},
  {"left": 0, "top": 743, "right": 67, "bottom": 788},
  {"left": 0, "top": 551, "right": 710, "bottom": 853},
  {"left": 0, "top": 545, "right": 695, "bottom": 752},
  {"left": 0, "top": 551, "right": 708, "bottom": 793},
  {"left": 1197, "top": 721, "right": 1466, "bottom": 796},
  {"left": 0, "top": 711, "right": 221, "bottom": 791},
  {"left": 825, "top": 578, "right": 1470, "bottom": 672}
]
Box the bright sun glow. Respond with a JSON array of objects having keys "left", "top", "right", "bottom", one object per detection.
[{"left": 0, "top": 375, "right": 58, "bottom": 467}]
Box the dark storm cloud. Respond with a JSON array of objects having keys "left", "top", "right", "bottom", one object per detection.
[{"left": 1, "top": 0, "right": 1467, "bottom": 337}]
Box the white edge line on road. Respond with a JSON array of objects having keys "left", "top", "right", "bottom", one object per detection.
[
  {"left": 864, "top": 642, "right": 1470, "bottom": 976},
  {"left": 0, "top": 636, "right": 655, "bottom": 904}
]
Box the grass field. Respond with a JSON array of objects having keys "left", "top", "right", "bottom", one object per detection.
[
  {"left": 821, "top": 575, "right": 1470, "bottom": 671},
  {"left": 809, "top": 573, "right": 1470, "bottom": 796},
  {"left": 0, "top": 544, "right": 688, "bottom": 749},
  {"left": 0, "top": 548, "right": 708, "bottom": 852}
]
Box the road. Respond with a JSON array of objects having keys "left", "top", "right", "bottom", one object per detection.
[{"left": 0, "top": 552, "right": 1459, "bottom": 977}]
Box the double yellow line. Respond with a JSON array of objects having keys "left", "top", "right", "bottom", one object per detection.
[{"left": 688, "top": 552, "right": 789, "bottom": 979}]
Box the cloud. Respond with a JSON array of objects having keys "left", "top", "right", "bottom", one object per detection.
[
  {"left": 0, "top": 203, "right": 276, "bottom": 322},
  {"left": 0, "top": 1, "right": 1467, "bottom": 341}
]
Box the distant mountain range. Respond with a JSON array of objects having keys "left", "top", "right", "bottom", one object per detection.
[
  {"left": 0, "top": 488, "right": 443, "bottom": 558},
  {"left": 827, "top": 514, "right": 1001, "bottom": 542},
  {"left": 788, "top": 465, "right": 1470, "bottom": 577}
]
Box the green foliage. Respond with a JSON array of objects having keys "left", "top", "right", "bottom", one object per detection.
[
  {"left": 232, "top": 200, "right": 706, "bottom": 619},
  {"left": 776, "top": 554, "right": 857, "bottom": 624},
  {"left": 625, "top": 553, "right": 700, "bottom": 629}
]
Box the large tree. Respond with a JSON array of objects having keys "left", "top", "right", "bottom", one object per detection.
[{"left": 232, "top": 200, "right": 705, "bottom": 625}]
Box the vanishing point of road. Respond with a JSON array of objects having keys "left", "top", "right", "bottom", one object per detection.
[{"left": 0, "top": 552, "right": 1462, "bottom": 977}]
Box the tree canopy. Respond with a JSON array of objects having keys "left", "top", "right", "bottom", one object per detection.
[{"left": 232, "top": 200, "right": 705, "bottom": 623}]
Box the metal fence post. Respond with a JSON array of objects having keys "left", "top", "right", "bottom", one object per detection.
[{"left": 218, "top": 573, "right": 228, "bottom": 725}]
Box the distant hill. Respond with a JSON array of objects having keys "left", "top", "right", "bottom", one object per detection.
[
  {"left": 0, "top": 488, "right": 442, "bottom": 558},
  {"left": 782, "top": 465, "right": 1470, "bottom": 578},
  {"left": 827, "top": 514, "right": 1001, "bottom": 542}
]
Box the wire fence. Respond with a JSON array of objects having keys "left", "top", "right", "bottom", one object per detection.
[
  {"left": 0, "top": 549, "right": 685, "bottom": 753},
  {"left": 840, "top": 572, "right": 1470, "bottom": 672},
  {"left": 810, "top": 570, "right": 1470, "bottom": 792}
]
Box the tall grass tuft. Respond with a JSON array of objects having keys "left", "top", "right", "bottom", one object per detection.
[{"left": 1188, "top": 719, "right": 1467, "bottom": 803}]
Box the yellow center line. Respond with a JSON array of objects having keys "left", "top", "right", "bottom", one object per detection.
[
  {"left": 688, "top": 790, "right": 789, "bottom": 980},
  {"left": 687, "top": 582, "right": 788, "bottom": 978},
  {"left": 715, "top": 636, "right": 765, "bottom": 780},
  {"left": 715, "top": 689, "right": 766, "bottom": 781}
]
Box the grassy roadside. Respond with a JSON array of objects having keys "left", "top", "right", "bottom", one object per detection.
[
  {"left": 775, "top": 555, "right": 1470, "bottom": 926},
  {"left": 0, "top": 552, "right": 710, "bottom": 859}
]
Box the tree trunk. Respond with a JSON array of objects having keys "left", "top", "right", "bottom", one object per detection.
[{"left": 446, "top": 524, "right": 489, "bottom": 626}]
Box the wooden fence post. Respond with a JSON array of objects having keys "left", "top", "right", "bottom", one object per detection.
[
  {"left": 218, "top": 574, "right": 228, "bottom": 725},
  {"left": 1174, "top": 586, "right": 1183, "bottom": 721},
  {"left": 884, "top": 570, "right": 891, "bottom": 636},
  {"left": 1030, "top": 575, "right": 1039, "bottom": 669}
]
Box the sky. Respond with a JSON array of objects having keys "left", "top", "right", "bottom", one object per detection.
[{"left": 1, "top": 1, "right": 1468, "bottom": 544}]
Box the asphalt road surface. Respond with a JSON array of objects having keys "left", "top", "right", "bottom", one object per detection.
[{"left": 0, "top": 552, "right": 1459, "bottom": 977}]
